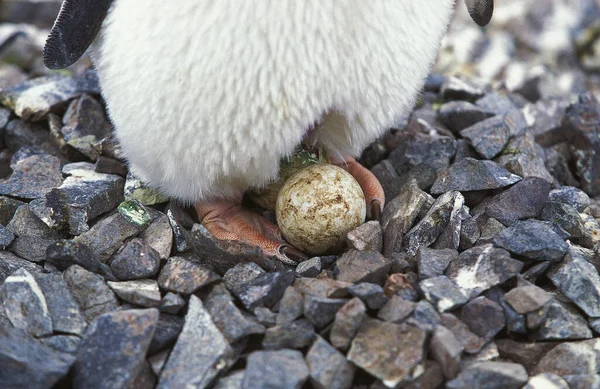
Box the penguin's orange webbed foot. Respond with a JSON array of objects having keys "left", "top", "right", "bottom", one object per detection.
[
  {"left": 332, "top": 156, "right": 385, "bottom": 221},
  {"left": 195, "top": 200, "right": 308, "bottom": 265}
]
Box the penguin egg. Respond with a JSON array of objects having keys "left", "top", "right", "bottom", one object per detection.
[{"left": 276, "top": 164, "right": 366, "bottom": 255}]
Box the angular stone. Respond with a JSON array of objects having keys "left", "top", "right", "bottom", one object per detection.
[
  {"left": 242, "top": 349, "right": 308, "bottom": 389},
  {"left": 277, "top": 286, "right": 304, "bottom": 325},
  {"left": 6, "top": 204, "right": 58, "bottom": 239},
  {"left": 0, "top": 250, "right": 43, "bottom": 284},
  {"left": 431, "top": 158, "right": 521, "bottom": 194},
  {"left": 505, "top": 285, "right": 553, "bottom": 314},
  {"left": 205, "top": 283, "right": 265, "bottom": 343},
  {"left": 377, "top": 295, "right": 415, "bottom": 323},
  {"left": 498, "top": 133, "right": 555, "bottom": 184},
  {"left": 212, "top": 371, "right": 244, "bottom": 389},
  {"left": 461, "top": 297, "right": 505, "bottom": 343},
  {"left": 403, "top": 191, "right": 465, "bottom": 256},
  {"left": 523, "top": 373, "right": 570, "bottom": 389},
  {"left": 548, "top": 250, "right": 600, "bottom": 317},
  {"left": 335, "top": 250, "right": 390, "bottom": 284},
  {"left": 329, "top": 297, "right": 367, "bottom": 351},
  {"left": 292, "top": 277, "right": 351, "bottom": 298},
  {"left": 461, "top": 115, "right": 511, "bottom": 159},
  {"left": 533, "top": 342, "right": 596, "bottom": 376},
  {"left": 446, "top": 244, "right": 523, "bottom": 300},
  {"left": 407, "top": 300, "right": 440, "bottom": 333},
  {"left": 140, "top": 214, "right": 173, "bottom": 260},
  {"left": 35, "top": 272, "right": 86, "bottom": 336},
  {"left": 549, "top": 187, "right": 590, "bottom": 213},
  {"left": 347, "top": 319, "right": 426, "bottom": 388},
  {"left": 441, "top": 76, "right": 488, "bottom": 101},
  {"left": 384, "top": 272, "right": 420, "bottom": 301},
  {"left": 496, "top": 339, "right": 558, "bottom": 373},
  {"left": 0, "top": 196, "right": 24, "bottom": 226},
  {"left": 228, "top": 269, "right": 294, "bottom": 311},
  {"left": 124, "top": 173, "right": 170, "bottom": 206},
  {"left": 64, "top": 265, "right": 119, "bottom": 322},
  {"left": 157, "top": 256, "right": 220, "bottom": 295},
  {"left": 107, "top": 279, "right": 161, "bottom": 307},
  {"left": 303, "top": 295, "right": 347, "bottom": 329},
  {"left": 438, "top": 100, "right": 495, "bottom": 134},
  {"left": 262, "top": 319, "right": 315, "bottom": 350},
  {"left": 431, "top": 204, "right": 468, "bottom": 251},
  {"left": 4, "top": 120, "right": 61, "bottom": 156},
  {"left": 158, "top": 292, "right": 185, "bottom": 315},
  {"left": 446, "top": 361, "right": 528, "bottom": 389},
  {"left": 8, "top": 234, "right": 55, "bottom": 263},
  {"left": 254, "top": 307, "right": 277, "bottom": 327},
  {"left": 41, "top": 335, "right": 82, "bottom": 355},
  {"left": 417, "top": 247, "right": 457, "bottom": 280},
  {"left": 563, "top": 374, "right": 600, "bottom": 389},
  {"left": 72, "top": 309, "right": 158, "bottom": 389},
  {"left": 533, "top": 300, "right": 592, "bottom": 340},
  {"left": 157, "top": 295, "right": 235, "bottom": 389},
  {"left": 493, "top": 220, "right": 569, "bottom": 262},
  {"left": 346, "top": 282, "right": 387, "bottom": 310},
  {"left": 346, "top": 220, "right": 383, "bottom": 252},
  {"left": 484, "top": 177, "right": 552, "bottom": 226},
  {"left": 541, "top": 201, "right": 586, "bottom": 239},
  {"left": 94, "top": 156, "right": 128, "bottom": 177},
  {"left": 431, "top": 325, "right": 463, "bottom": 379},
  {"left": 0, "top": 326, "right": 75, "bottom": 389},
  {"left": 419, "top": 276, "right": 468, "bottom": 313},
  {"left": 109, "top": 238, "right": 161, "bottom": 281},
  {"left": 0, "top": 268, "right": 52, "bottom": 337},
  {"left": 485, "top": 287, "right": 526, "bottom": 335},
  {"left": 295, "top": 257, "right": 321, "bottom": 277},
  {"left": 30, "top": 163, "right": 125, "bottom": 235},
  {"left": 477, "top": 217, "right": 506, "bottom": 244},
  {"left": 46, "top": 240, "right": 115, "bottom": 280},
  {"left": 0, "top": 154, "right": 62, "bottom": 199},
  {"left": 306, "top": 336, "right": 355, "bottom": 389},
  {"left": 403, "top": 360, "right": 445, "bottom": 389}
]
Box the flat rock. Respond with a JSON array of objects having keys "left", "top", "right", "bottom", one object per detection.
[
  {"left": 0, "top": 249, "right": 43, "bottom": 284},
  {"left": 5, "top": 120, "right": 61, "bottom": 156},
  {"left": 107, "top": 279, "right": 162, "bottom": 307},
  {"left": 496, "top": 339, "right": 558, "bottom": 373},
  {"left": 41, "top": 334, "right": 82, "bottom": 355},
  {"left": 329, "top": 297, "right": 367, "bottom": 351},
  {"left": 242, "top": 349, "right": 308, "bottom": 389},
  {"left": 485, "top": 287, "right": 527, "bottom": 334},
  {"left": 0, "top": 326, "right": 75, "bottom": 389},
  {"left": 461, "top": 297, "right": 505, "bottom": 343},
  {"left": 548, "top": 186, "right": 590, "bottom": 212},
  {"left": 0, "top": 268, "right": 52, "bottom": 337},
  {"left": 227, "top": 269, "right": 294, "bottom": 310},
  {"left": 460, "top": 115, "right": 511, "bottom": 159},
  {"left": 446, "top": 244, "right": 523, "bottom": 300},
  {"left": 524, "top": 373, "right": 570, "bottom": 389},
  {"left": 157, "top": 256, "right": 219, "bottom": 295},
  {"left": 438, "top": 100, "right": 495, "bottom": 134},
  {"left": 493, "top": 220, "right": 569, "bottom": 262},
  {"left": 419, "top": 276, "right": 468, "bottom": 313},
  {"left": 124, "top": 172, "right": 170, "bottom": 206},
  {"left": 407, "top": 300, "right": 440, "bottom": 333},
  {"left": 157, "top": 295, "right": 235, "bottom": 389},
  {"left": 505, "top": 284, "right": 553, "bottom": 314},
  {"left": 277, "top": 286, "right": 304, "bottom": 325},
  {"left": 431, "top": 325, "right": 463, "bottom": 379},
  {"left": 262, "top": 319, "right": 315, "bottom": 350},
  {"left": 110, "top": 238, "right": 161, "bottom": 280},
  {"left": 533, "top": 300, "right": 592, "bottom": 340},
  {"left": 431, "top": 158, "right": 521, "bottom": 194},
  {"left": 441, "top": 76, "right": 489, "bottom": 101},
  {"left": 295, "top": 257, "right": 322, "bottom": 278},
  {"left": 140, "top": 214, "right": 173, "bottom": 260},
  {"left": 64, "top": 264, "right": 119, "bottom": 322},
  {"left": 484, "top": 177, "right": 552, "bottom": 226},
  {"left": 533, "top": 342, "right": 596, "bottom": 376},
  {"left": 335, "top": 249, "right": 390, "bottom": 284},
  {"left": 446, "top": 361, "right": 528, "bottom": 389},
  {"left": 0, "top": 153, "right": 62, "bottom": 199},
  {"left": 541, "top": 201, "right": 585, "bottom": 238},
  {"left": 158, "top": 292, "right": 186, "bottom": 315},
  {"left": 346, "top": 220, "right": 383, "bottom": 252},
  {"left": 293, "top": 277, "right": 352, "bottom": 298},
  {"left": 46, "top": 240, "right": 115, "bottom": 280},
  {"left": 212, "top": 371, "right": 244, "bottom": 389},
  {"left": 417, "top": 247, "right": 457, "bottom": 280},
  {"left": 347, "top": 319, "right": 426, "bottom": 388},
  {"left": 377, "top": 295, "right": 415, "bottom": 323},
  {"left": 72, "top": 309, "right": 159, "bottom": 389},
  {"left": 306, "top": 336, "right": 355, "bottom": 389},
  {"left": 346, "top": 282, "right": 388, "bottom": 310},
  {"left": 35, "top": 272, "right": 86, "bottom": 336},
  {"left": 303, "top": 294, "right": 347, "bottom": 329}
]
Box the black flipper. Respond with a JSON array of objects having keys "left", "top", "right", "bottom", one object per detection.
[
  {"left": 43, "top": 0, "right": 114, "bottom": 69},
  {"left": 465, "top": 0, "right": 494, "bottom": 27}
]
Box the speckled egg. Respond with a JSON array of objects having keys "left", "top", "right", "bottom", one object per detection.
[{"left": 276, "top": 164, "right": 366, "bottom": 255}]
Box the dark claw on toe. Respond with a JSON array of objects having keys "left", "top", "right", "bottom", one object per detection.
[
  {"left": 280, "top": 245, "right": 309, "bottom": 263},
  {"left": 370, "top": 200, "right": 382, "bottom": 222}
]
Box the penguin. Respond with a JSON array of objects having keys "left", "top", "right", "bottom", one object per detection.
[{"left": 44, "top": 0, "right": 494, "bottom": 264}]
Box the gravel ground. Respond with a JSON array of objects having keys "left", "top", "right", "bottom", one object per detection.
[{"left": 1, "top": 1, "right": 600, "bottom": 389}]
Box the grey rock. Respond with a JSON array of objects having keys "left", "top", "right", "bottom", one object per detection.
[
  {"left": 107, "top": 279, "right": 161, "bottom": 307},
  {"left": 505, "top": 284, "right": 553, "bottom": 314},
  {"left": 227, "top": 269, "right": 294, "bottom": 310},
  {"left": 0, "top": 249, "right": 43, "bottom": 284},
  {"left": 407, "top": 300, "right": 440, "bottom": 333},
  {"left": 110, "top": 238, "right": 161, "bottom": 280},
  {"left": 493, "top": 220, "right": 569, "bottom": 262},
  {"left": 346, "top": 220, "right": 383, "bottom": 252},
  {"left": 522, "top": 261, "right": 551, "bottom": 284},
  {"left": 124, "top": 173, "right": 170, "bottom": 206},
  {"left": 388, "top": 132, "right": 456, "bottom": 173},
  {"left": 430, "top": 325, "right": 463, "bottom": 379},
  {"left": 371, "top": 159, "right": 404, "bottom": 202},
  {"left": 485, "top": 287, "right": 527, "bottom": 335},
  {"left": 460, "top": 115, "right": 510, "bottom": 159},
  {"left": 223, "top": 262, "right": 264, "bottom": 289},
  {"left": 157, "top": 295, "right": 235, "bottom": 389},
  {"left": 496, "top": 339, "right": 558, "bottom": 373},
  {"left": 431, "top": 158, "right": 521, "bottom": 194},
  {"left": 0, "top": 326, "right": 75, "bottom": 389},
  {"left": 0, "top": 72, "right": 100, "bottom": 121},
  {"left": 6, "top": 204, "right": 58, "bottom": 238},
  {"left": 303, "top": 294, "right": 347, "bottom": 329},
  {"left": 419, "top": 276, "right": 468, "bottom": 313},
  {"left": 0, "top": 196, "right": 24, "bottom": 225},
  {"left": 541, "top": 201, "right": 585, "bottom": 238},
  {"left": 94, "top": 156, "right": 128, "bottom": 177},
  {"left": 384, "top": 272, "right": 420, "bottom": 302},
  {"left": 563, "top": 375, "right": 600, "bottom": 389},
  {"left": 580, "top": 214, "right": 600, "bottom": 250},
  {"left": 477, "top": 217, "right": 506, "bottom": 244},
  {"left": 431, "top": 203, "right": 469, "bottom": 251},
  {"left": 166, "top": 208, "right": 189, "bottom": 253},
  {"left": 262, "top": 319, "right": 315, "bottom": 350},
  {"left": 497, "top": 132, "right": 555, "bottom": 184},
  {"left": 403, "top": 191, "right": 465, "bottom": 256},
  {"left": 377, "top": 295, "right": 415, "bottom": 323},
  {"left": 242, "top": 349, "right": 308, "bottom": 389},
  {"left": 60, "top": 94, "right": 111, "bottom": 160},
  {"left": 295, "top": 257, "right": 321, "bottom": 278},
  {"left": 533, "top": 300, "right": 592, "bottom": 340},
  {"left": 335, "top": 249, "right": 390, "bottom": 284},
  {"left": 8, "top": 234, "right": 55, "bottom": 262},
  {"left": 204, "top": 283, "right": 265, "bottom": 343},
  {"left": 549, "top": 187, "right": 591, "bottom": 212},
  {"left": 46, "top": 240, "right": 115, "bottom": 280},
  {"left": 476, "top": 92, "right": 522, "bottom": 116},
  {"left": 417, "top": 247, "right": 457, "bottom": 280},
  {"left": 140, "top": 214, "right": 173, "bottom": 260},
  {"left": 254, "top": 307, "right": 277, "bottom": 327},
  {"left": 157, "top": 256, "right": 220, "bottom": 295},
  {"left": 5, "top": 120, "right": 61, "bottom": 156},
  {"left": 0, "top": 153, "right": 62, "bottom": 199},
  {"left": 548, "top": 250, "right": 600, "bottom": 317},
  {"left": 446, "top": 244, "right": 523, "bottom": 300},
  {"left": 484, "top": 177, "right": 552, "bottom": 226},
  {"left": 461, "top": 297, "right": 505, "bottom": 343},
  {"left": 293, "top": 277, "right": 352, "bottom": 298},
  {"left": 437, "top": 100, "right": 495, "bottom": 134},
  {"left": 306, "top": 336, "right": 355, "bottom": 389},
  {"left": 381, "top": 179, "right": 431, "bottom": 256},
  {"left": 441, "top": 76, "right": 489, "bottom": 101},
  {"left": 40, "top": 334, "right": 82, "bottom": 355},
  {"left": 402, "top": 360, "right": 445, "bottom": 389},
  {"left": 347, "top": 319, "right": 426, "bottom": 388},
  {"left": 446, "top": 361, "right": 528, "bottom": 389},
  {"left": 35, "top": 272, "right": 86, "bottom": 336},
  {"left": 64, "top": 265, "right": 119, "bottom": 322},
  {"left": 0, "top": 268, "right": 52, "bottom": 337},
  {"left": 533, "top": 342, "right": 596, "bottom": 376},
  {"left": 148, "top": 314, "right": 184, "bottom": 355},
  {"left": 158, "top": 292, "right": 186, "bottom": 315},
  {"left": 212, "top": 371, "right": 244, "bottom": 389},
  {"left": 277, "top": 286, "right": 304, "bottom": 325},
  {"left": 329, "top": 297, "right": 367, "bottom": 351},
  {"left": 347, "top": 282, "right": 388, "bottom": 310},
  {"left": 72, "top": 309, "right": 159, "bottom": 389}
]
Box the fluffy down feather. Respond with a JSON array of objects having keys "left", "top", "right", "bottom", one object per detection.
[{"left": 91, "top": 0, "right": 455, "bottom": 203}]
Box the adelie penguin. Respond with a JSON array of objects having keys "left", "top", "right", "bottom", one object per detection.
[{"left": 44, "top": 0, "right": 494, "bottom": 264}]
